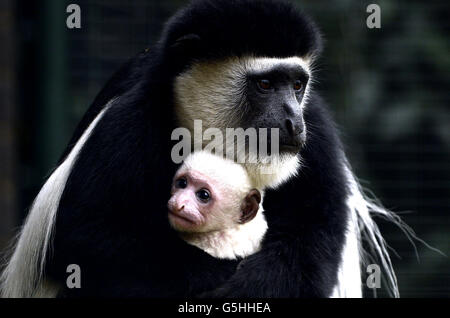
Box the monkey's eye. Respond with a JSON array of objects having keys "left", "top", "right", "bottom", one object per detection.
[
  {"left": 196, "top": 189, "right": 211, "bottom": 203},
  {"left": 257, "top": 79, "right": 272, "bottom": 91},
  {"left": 175, "top": 178, "right": 187, "bottom": 189},
  {"left": 293, "top": 80, "right": 303, "bottom": 91}
]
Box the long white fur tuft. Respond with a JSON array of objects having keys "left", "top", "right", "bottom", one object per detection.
[
  {"left": 332, "top": 163, "right": 400, "bottom": 297},
  {"left": 332, "top": 161, "right": 441, "bottom": 298},
  {"left": 0, "top": 105, "right": 111, "bottom": 298}
]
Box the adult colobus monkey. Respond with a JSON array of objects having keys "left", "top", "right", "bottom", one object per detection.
[{"left": 1, "top": 0, "right": 404, "bottom": 297}]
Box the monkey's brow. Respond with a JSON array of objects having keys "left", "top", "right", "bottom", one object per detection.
[
  {"left": 247, "top": 65, "right": 309, "bottom": 81},
  {"left": 183, "top": 172, "right": 214, "bottom": 189}
]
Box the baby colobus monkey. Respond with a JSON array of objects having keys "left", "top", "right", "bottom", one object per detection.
[{"left": 168, "top": 151, "right": 268, "bottom": 260}]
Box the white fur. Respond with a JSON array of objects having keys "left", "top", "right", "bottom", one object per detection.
[
  {"left": 244, "top": 154, "right": 300, "bottom": 190},
  {"left": 241, "top": 56, "right": 311, "bottom": 77},
  {"left": 0, "top": 103, "right": 112, "bottom": 298},
  {"left": 182, "top": 211, "right": 268, "bottom": 260},
  {"left": 332, "top": 163, "right": 401, "bottom": 298},
  {"left": 176, "top": 151, "right": 268, "bottom": 260},
  {"left": 181, "top": 150, "right": 254, "bottom": 196},
  {"left": 331, "top": 184, "right": 363, "bottom": 298}
]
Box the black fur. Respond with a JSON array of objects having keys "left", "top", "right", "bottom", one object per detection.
[{"left": 46, "top": 0, "right": 348, "bottom": 297}]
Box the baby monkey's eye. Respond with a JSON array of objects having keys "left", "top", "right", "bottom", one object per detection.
[
  {"left": 196, "top": 189, "right": 211, "bottom": 203},
  {"left": 175, "top": 177, "right": 187, "bottom": 189}
]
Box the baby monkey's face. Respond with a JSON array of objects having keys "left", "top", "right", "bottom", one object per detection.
[
  {"left": 167, "top": 167, "right": 262, "bottom": 234},
  {"left": 168, "top": 169, "right": 219, "bottom": 232}
]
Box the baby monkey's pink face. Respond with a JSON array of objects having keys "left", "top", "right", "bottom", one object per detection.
[
  {"left": 168, "top": 169, "right": 219, "bottom": 232},
  {"left": 167, "top": 169, "right": 261, "bottom": 233}
]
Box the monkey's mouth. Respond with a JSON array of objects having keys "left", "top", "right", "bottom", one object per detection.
[
  {"left": 280, "top": 143, "right": 302, "bottom": 154},
  {"left": 168, "top": 210, "right": 198, "bottom": 227}
]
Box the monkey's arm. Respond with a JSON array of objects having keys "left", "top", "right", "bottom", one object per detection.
[{"left": 200, "top": 209, "right": 347, "bottom": 298}]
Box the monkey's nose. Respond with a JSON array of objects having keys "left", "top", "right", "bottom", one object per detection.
[
  {"left": 285, "top": 119, "right": 304, "bottom": 137},
  {"left": 177, "top": 205, "right": 185, "bottom": 212}
]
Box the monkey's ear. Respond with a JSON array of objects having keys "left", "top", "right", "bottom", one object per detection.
[{"left": 240, "top": 189, "right": 261, "bottom": 224}]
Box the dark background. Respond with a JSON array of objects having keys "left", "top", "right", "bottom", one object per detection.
[{"left": 0, "top": 0, "right": 448, "bottom": 297}]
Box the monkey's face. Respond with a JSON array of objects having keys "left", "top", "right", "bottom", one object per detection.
[
  {"left": 174, "top": 56, "right": 311, "bottom": 157},
  {"left": 167, "top": 170, "right": 241, "bottom": 233},
  {"left": 244, "top": 58, "right": 309, "bottom": 154}
]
